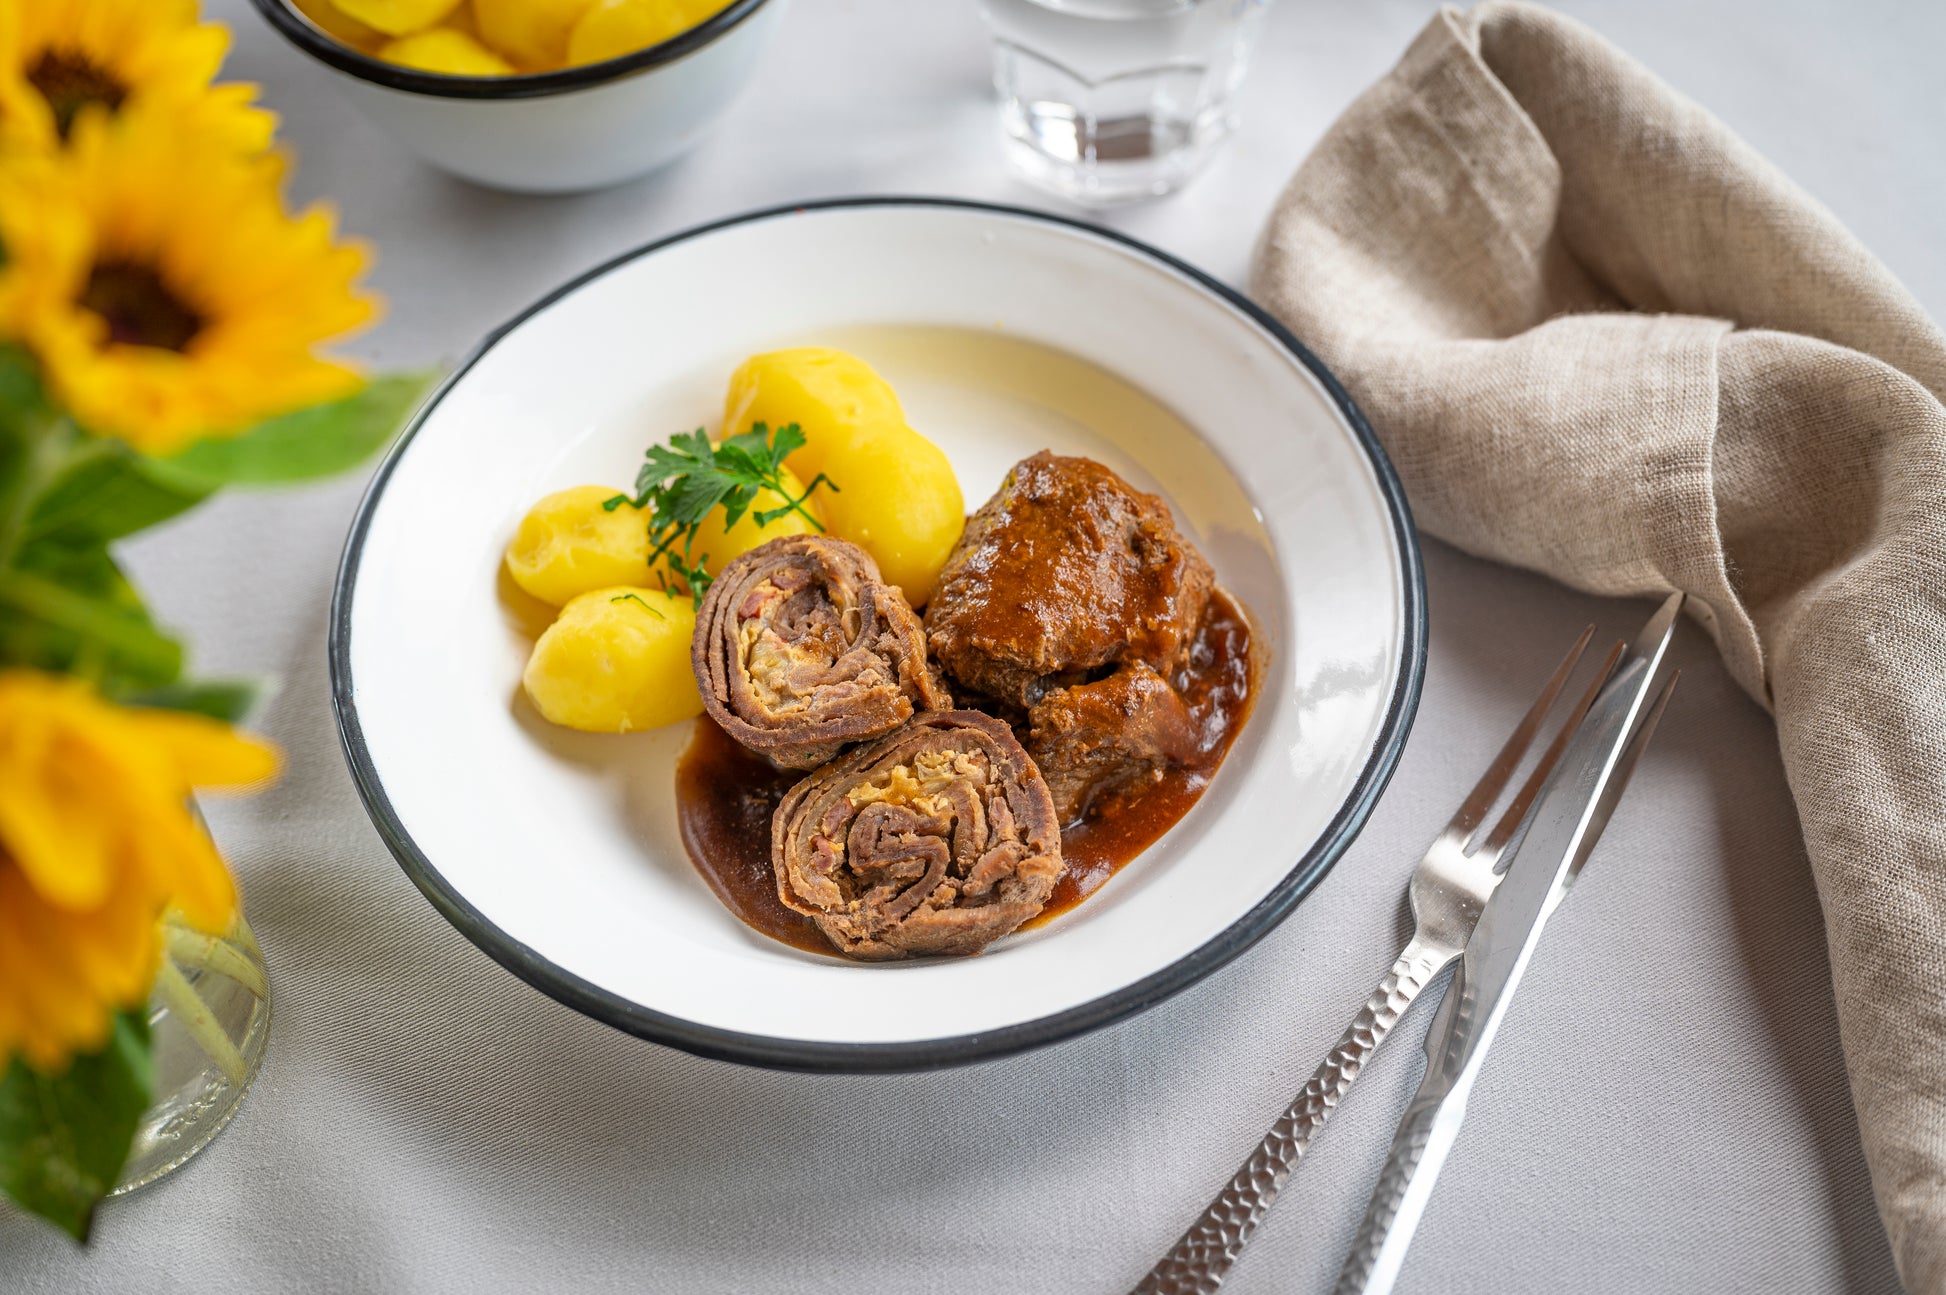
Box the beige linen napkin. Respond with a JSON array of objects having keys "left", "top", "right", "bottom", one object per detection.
[{"left": 1253, "top": 2, "right": 1946, "bottom": 1285}]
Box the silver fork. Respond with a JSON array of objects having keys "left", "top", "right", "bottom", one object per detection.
[{"left": 1131, "top": 626, "right": 1613, "bottom": 1295}]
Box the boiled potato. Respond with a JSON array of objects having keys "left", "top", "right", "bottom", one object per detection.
[
  {"left": 723, "top": 349, "right": 964, "bottom": 606},
  {"left": 291, "top": 0, "right": 385, "bottom": 50},
  {"left": 444, "top": 0, "right": 483, "bottom": 36},
  {"left": 379, "top": 27, "right": 514, "bottom": 74},
  {"left": 332, "top": 0, "right": 463, "bottom": 38},
  {"left": 677, "top": 464, "right": 824, "bottom": 578},
  {"left": 567, "top": 0, "right": 687, "bottom": 65},
  {"left": 793, "top": 427, "right": 961, "bottom": 606},
  {"left": 523, "top": 587, "right": 700, "bottom": 732},
  {"left": 723, "top": 348, "right": 901, "bottom": 484},
  {"left": 474, "top": 0, "right": 594, "bottom": 68},
  {"left": 505, "top": 485, "right": 650, "bottom": 607}
]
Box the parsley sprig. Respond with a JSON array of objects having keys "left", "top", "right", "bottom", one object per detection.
[
  {"left": 609, "top": 592, "right": 664, "bottom": 618},
  {"left": 605, "top": 422, "right": 836, "bottom": 607}
]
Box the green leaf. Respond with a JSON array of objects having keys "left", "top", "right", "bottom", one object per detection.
[
  {"left": 711, "top": 442, "right": 769, "bottom": 484},
  {"left": 0, "top": 350, "right": 52, "bottom": 533},
  {"left": 122, "top": 678, "right": 263, "bottom": 723},
  {"left": 634, "top": 432, "right": 712, "bottom": 495},
  {"left": 728, "top": 484, "right": 767, "bottom": 531},
  {"left": 663, "top": 470, "right": 733, "bottom": 526},
  {"left": 766, "top": 423, "right": 806, "bottom": 464},
  {"left": 159, "top": 372, "right": 435, "bottom": 487},
  {"left": 674, "top": 426, "right": 714, "bottom": 462},
  {"left": 0, "top": 1013, "right": 153, "bottom": 1243},
  {"left": 719, "top": 424, "right": 773, "bottom": 458},
  {"left": 12, "top": 536, "right": 140, "bottom": 601},
  {"left": 0, "top": 564, "right": 183, "bottom": 691},
  {"left": 25, "top": 442, "right": 214, "bottom": 546},
  {"left": 0, "top": 346, "right": 46, "bottom": 426}
]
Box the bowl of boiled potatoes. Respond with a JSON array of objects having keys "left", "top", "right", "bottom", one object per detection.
[{"left": 250, "top": 0, "right": 782, "bottom": 192}]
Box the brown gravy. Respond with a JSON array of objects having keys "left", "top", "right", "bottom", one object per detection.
[{"left": 674, "top": 590, "right": 1259, "bottom": 957}]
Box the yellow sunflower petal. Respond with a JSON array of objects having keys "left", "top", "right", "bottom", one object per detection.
[
  {"left": 1, "top": 868, "right": 152, "bottom": 1010},
  {"left": 0, "top": 763, "right": 120, "bottom": 911},
  {"left": 123, "top": 807, "right": 236, "bottom": 933},
  {"left": 0, "top": 152, "right": 88, "bottom": 339},
  {"left": 122, "top": 708, "right": 282, "bottom": 789},
  {"left": 0, "top": 672, "right": 265, "bottom": 1069},
  {"left": 44, "top": 880, "right": 159, "bottom": 1005},
  {"left": 0, "top": 889, "right": 118, "bottom": 1069},
  {"left": 0, "top": 679, "right": 133, "bottom": 908},
  {"left": 182, "top": 80, "right": 278, "bottom": 153}
]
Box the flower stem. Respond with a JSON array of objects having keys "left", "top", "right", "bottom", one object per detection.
[
  {"left": 231, "top": 913, "right": 264, "bottom": 962},
  {"left": 152, "top": 956, "right": 250, "bottom": 1086},
  {"left": 163, "top": 925, "right": 268, "bottom": 1000}
]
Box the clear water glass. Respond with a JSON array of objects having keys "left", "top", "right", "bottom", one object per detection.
[{"left": 977, "top": 0, "right": 1274, "bottom": 205}]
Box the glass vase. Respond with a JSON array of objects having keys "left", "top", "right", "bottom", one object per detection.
[{"left": 111, "top": 910, "right": 271, "bottom": 1194}]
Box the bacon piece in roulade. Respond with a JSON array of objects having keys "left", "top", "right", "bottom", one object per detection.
[
  {"left": 693, "top": 536, "right": 950, "bottom": 770},
  {"left": 771, "top": 710, "right": 1063, "bottom": 960}
]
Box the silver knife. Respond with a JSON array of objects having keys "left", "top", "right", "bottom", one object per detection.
[{"left": 1332, "top": 592, "right": 1684, "bottom": 1295}]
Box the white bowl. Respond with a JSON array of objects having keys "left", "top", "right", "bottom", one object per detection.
[
  {"left": 249, "top": 0, "right": 784, "bottom": 193},
  {"left": 329, "top": 199, "right": 1426, "bottom": 1070}
]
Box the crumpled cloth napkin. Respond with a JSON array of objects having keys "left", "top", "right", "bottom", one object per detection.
[{"left": 1252, "top": 2, "right": 1946, "bottom": 1286}]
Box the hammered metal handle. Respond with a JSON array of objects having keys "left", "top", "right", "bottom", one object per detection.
[
  {"left": 1331, "top": 1095, "right": 1441, "bottom": 1295},
  {"left": 1132, "top": 935, "right": 1452, "bottom": 1295}
]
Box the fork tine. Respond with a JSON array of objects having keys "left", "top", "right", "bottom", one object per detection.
[
  {"left": 1477, "top": 638, "right": 1626, "bottom": 860},
  {"left": 1561, "top": 670, "right": 1679, "bottom": 886},
  {"left": 1439, "top": 625, "right": 1596, "bottom": 847}
]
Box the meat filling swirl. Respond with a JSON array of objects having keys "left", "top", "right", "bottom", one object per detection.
[
  {"left": 693, "top": 535, "right": 949, "bottom": 769},
  {"left": 771, "top": 710, "right": 1062, "bottom": 959}
]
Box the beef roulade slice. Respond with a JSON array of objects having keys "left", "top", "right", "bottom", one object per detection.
[
  {"left": 693, "top": 535, "right": 950, "bottom": 769},
  {"left": 772, "top": 710, "right": 1063, "bottom": 960}
]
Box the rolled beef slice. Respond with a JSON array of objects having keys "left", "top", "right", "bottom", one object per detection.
[
  {"left": 771, "top": 710, "right": 1062, "bottom": 960},
  {"left": 693, "top": 535, "right": 949, "bottom": 769}
]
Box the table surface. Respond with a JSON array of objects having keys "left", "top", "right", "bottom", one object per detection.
[{"left": 6, "top": 1, "right": 1941, "bottom": 1291}]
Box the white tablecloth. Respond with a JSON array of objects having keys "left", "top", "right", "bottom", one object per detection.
[{"left": 6, "top": 1, "right": 1940, "bottom": 1290}]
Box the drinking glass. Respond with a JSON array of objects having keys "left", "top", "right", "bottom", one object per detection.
[{"left": 976, "top": 0, "right": 1275, "bottom": 205}]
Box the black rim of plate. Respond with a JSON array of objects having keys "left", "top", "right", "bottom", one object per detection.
[
  {"left": 328, "top": 196, "right": 1428, "bottom": 1074},
  {"left": 246, "top": 0, "right": 773, "bottom": 100}
]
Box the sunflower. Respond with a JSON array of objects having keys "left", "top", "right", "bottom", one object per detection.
[
  {"left": 0, "top": 152, "right": 71, "bottom": 342},
  {"left": 0, "top": 109, "right": 379, "bottom": 453},
  {"left": 0, "top": 0, "right": 273, "bottom": 153},
  {"left": 0, "top": 671, "right": 278, "bottom": 1072}
]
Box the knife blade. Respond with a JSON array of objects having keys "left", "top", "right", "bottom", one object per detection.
[{"left": 1332, "top": 592, "right": 1685, "bottom": 1295}]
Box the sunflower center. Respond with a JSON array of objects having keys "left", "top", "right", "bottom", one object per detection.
[
  {"left": 26, "top": 49, "right": 128, "bottom": 139},
  {"left": 80, "top": 261, "right": 204, "bottom": 353}
]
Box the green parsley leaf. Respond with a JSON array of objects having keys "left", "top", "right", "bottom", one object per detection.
[
  {"left": 609, "top": 592, "right": 665, "bottom": 619},
  {"left": 618, "top": 422, "right": 835, "bottom": 608},
  {"left": 768, "top": 423, "right": 808, "bottom": 462},
  {"left": 719, "top": 423, "right": 774, "bottom": 458}
]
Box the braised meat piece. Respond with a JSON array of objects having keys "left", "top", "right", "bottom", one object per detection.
[
  {"left": 1028, "top": 662, "right": 1201, "bottom": 824},
  {"left": 925, "top": 452, "right": 1214, "bottom": 708}
]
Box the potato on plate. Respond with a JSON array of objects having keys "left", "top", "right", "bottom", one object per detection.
[
  {"left": 522, "top": 586, "right": 700, "bottom": 732},
  {"left": 723, "top": 348, "right": 963, "bottom": 606}
]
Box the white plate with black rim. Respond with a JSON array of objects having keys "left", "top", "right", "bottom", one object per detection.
[{"left": 329, "top": 198, "right": 1426, "bottom": 1072}]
